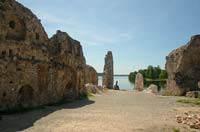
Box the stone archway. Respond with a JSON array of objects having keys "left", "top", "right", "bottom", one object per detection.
[
  {"left": 18, "top": 85, "right": 34, "bottom": 109},
  {"left": 64, "top": 81, "right": 75, "bottom": 100},
  {"left": 63, "top": 66, "right": 77, "bottom": 100}
]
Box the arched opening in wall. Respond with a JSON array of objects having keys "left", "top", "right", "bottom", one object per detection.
[
  {"left": 18, "top": 85, "right": 34, "bottom": 108},
  {"left": 9, "top": 49, "right": 13, "bottom": 57},
  {"left": 1, "top": 51, "right": 6, "bottom": 57},
  {"left": 9, "top": 21, "right": 15, "bottom": 29},
  {"left": 31, "top": 56, "right": 35, "bottom": 60},
  {"left": 35, "top": 33, "right": 39, "bottom": 40},
  {"left": 6, "top": 18, "right": 26, "bottom": 41},
  {"left": 2, "top": 92, "right": 6, "bottom": 98},
  {"left": 64, "top": 81, "right": 76, "bottom": 100}
]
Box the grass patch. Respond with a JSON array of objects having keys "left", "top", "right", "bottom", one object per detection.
[
  {"left": 173, "top": 128, "right": 180, "bottom": 132},
  {"left": 177, "top": 98, "right": 200, "bottom": 106},
  {"left": 88, "top": 92, "right": 94, "bottom": 97},
  {"left": 162, "top": 91, "right": 178, "bottom": 96},
  {"left": 177, "top": 99, "right": 192, "bottom": 104},
  {"left": 194, "top": 100, "right": 200, "bottom": 105},
  {"left": 79, "top": 91, "right": 94, "bottom": 100},
  {"left": 145, "top": 78, "right": 167, "bottom": 82}
]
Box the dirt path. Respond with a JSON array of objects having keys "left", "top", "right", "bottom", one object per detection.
[{"left": 1, "top": 90, "right": 200, "bottom": 132}]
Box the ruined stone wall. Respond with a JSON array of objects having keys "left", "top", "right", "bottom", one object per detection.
[
  {"left": 85, "top": 65, "right": 98, "bottom": 85},
  {"left": 0, "top": 0, "right": 94, "bottom": 112},
  {"left": 102, "top": 51, "right": 113, "bottom": 89},
  {"left": 49, "top": 30, "right": 86, "bottom": 98},
  {"left": 165, "top": 35, "right": 200, "bottom": 96},
  {"left": 0, "top": 0, "right": 49, "bottom": 44}
]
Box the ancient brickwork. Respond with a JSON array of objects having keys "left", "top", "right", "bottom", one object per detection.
[
  {"left": 102, "top": 51, "right": 113, "bottom": 89},
  {"left": 0, "top": 0, "right": 96, "bottom": 112},
  {"left": 165, "top": 35, "right": 200, "bottom": 96}
]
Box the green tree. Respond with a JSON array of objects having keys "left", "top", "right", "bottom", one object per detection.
[
  {"left": 138, "top": 69, "right": 146, "bottom": 78},
  {"left": 147, "top": 65, "right": 153, "bottom": 79},
  {"left": 129, "top": 71, "right": 137, "bottom": 83},
  {"left": 159, "top": 70, "right": 168, "bottom": 79},
  {"left": 129, "top": 65, "right": 167, "bottom": 82},
  {"left": 153, "top": 66, "right": 161, "bottom": 79}
]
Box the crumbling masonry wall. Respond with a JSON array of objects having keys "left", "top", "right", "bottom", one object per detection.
[
  {"left": 0, "top": 0, "right": 95, "bottom": 112},
  {"left": 85, "top": 65, "right": 98, "bottom": 85}
]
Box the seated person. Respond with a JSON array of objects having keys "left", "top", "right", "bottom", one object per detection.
[{"left": 114, "top": 81, "right": 120, "bottom": 90}]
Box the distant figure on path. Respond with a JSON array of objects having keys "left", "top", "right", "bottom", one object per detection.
[{"left": 114, "top": 81, "right": 120, "bottom": 90}]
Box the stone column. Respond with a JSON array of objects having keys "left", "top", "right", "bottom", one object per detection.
[
  {"left": 134, "top": 73, "right": 144, "bottom": 91},
  {"left": 102, "top": 51, "right": 113, "bottom": 89}
]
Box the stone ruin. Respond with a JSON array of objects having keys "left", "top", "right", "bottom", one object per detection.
[
  {"left": 102, "top": 51, "right": 113, "bottom": 89},
  {"left": 85, "top": 65, "right": 98, "bottom": 85},
  {"left": 165, "top": 35, "right": 200, "bottom": 96},
  {"left": 147, "top": 84, "right": 158, "bottom": 94},
  {"left": 0, "top": 0, "right": 98, "bottom": 112},
  {"left": 134, "top": 73, "right": 144, "bottom": 91}
]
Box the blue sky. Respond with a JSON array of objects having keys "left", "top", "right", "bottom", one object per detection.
[{"left": 17, "top": 0, "right": 200, "bottom": 74}]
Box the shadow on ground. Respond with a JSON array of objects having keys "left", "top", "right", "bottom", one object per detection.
[{"left": 0, "top": 99, "right": 95, "bottom": 132}]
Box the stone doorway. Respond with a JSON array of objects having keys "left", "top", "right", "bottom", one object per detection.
[
  {"left": 18, "top": 85, "right": 34, "bottom": 109},
  {"left": 64, "top": 81, "right": 76, "bottom": 100}
]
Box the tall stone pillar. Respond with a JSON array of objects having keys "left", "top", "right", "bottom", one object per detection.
[
  {"left": 134, "top": 73, "right": 144, "bottom": 91},
  {"left": 102, "top": 51, "right": 114, "bottom": 89}
]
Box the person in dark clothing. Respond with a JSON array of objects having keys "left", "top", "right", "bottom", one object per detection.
[{"left": 114, "top": 81, "right": 120, "bottom": 90}]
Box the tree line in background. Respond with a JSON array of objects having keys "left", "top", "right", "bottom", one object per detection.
[{"left": 129, "top": 65, "right": 168, "bottom": 83}]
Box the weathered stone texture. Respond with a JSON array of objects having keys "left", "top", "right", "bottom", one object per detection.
[
  {"left": 134, "top": 73, "right": 144, "bottom": 91},
  {"left": 0, "top": 0, "right": 96, "bottom": 112},
  {"left": 0, "top": 0, "right": 49, "bottom": 44},
  {"left": 147, "top": 84, "right": 158, "bottom": 94},
  {"left": 102, "top": 51, "right": 113, "bottom": 89},
  {"left": 85, "top": 84, "right": 102, "bottom": 94},
  {"left": 165, "top": 35, "right": 200, "bottom": 96},
  {"left": 84, "top": 65, "right": 98, "bottom": 85}
]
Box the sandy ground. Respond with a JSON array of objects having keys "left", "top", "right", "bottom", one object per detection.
[{"left": 1, "top": 90, "right": 200, "bottom": 132}]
